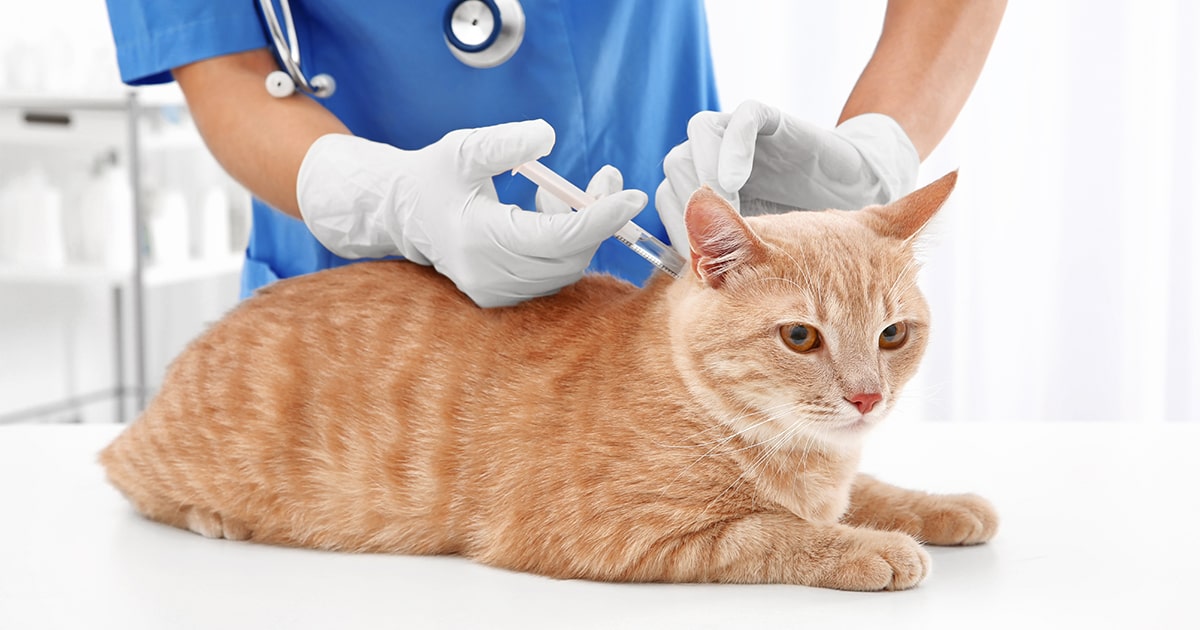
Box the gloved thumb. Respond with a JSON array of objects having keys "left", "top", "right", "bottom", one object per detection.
[
  {"left": 460, "top": 119, "right": 556, "bottom": 177},
  {"left": 498, "top": 189, "right": 648, "bottom": 258}
]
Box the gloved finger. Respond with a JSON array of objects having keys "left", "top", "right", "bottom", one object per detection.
[
  {"left": 666, "top": 117, "right": 740, "bottom": 211},
  {"left": 684, "top": 111, "right": 732, "bottom": 195},
  {"left": 460, "top": 268, "right": 584, "bottom": 308},
  {"left": 491, "top": 256, "right": 589, "bottom": 291},
  {"left": 495, "top": 189, "right": 648, "bottom": 258},
  {"left": 535, "top": 185, "right": 565, "bottom": 215},
  {"left": 585, "top": 164, "right": 623, "bottom": 197},
  {"left": 537, "top": 165, "right": 623, "bottom": 215},
  {"left": 716, "top": 100, "right": 782, "bottom": 193},
  {"left": 458, "top": 119, "right": 556, "bottom": 178},
  {"left": 661, "top": 141, "right": 700, "bottom": 207},
  {"left": 654, "top": 177, "right": 690, "bottom": 259}
]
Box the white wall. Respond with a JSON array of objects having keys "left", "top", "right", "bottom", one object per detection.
[
  {"left": 2, "top": 1, "right": 1196, "bottom": 424},
  {"left": 705, "top": 0, "right": 1200, "bottom": 422}
]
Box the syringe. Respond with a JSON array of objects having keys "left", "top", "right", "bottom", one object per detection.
[{"left": 513, "top": 160, "right": 686, "bottom": 279}]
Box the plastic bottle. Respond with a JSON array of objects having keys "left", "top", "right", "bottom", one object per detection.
[{"left": 0, "top": 166, "right": 66, "bottom": 268}]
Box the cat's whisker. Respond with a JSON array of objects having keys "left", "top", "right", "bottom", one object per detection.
[
  {"left": 663, "top": 413, "right": 759, "bottom": 445},
  {"left": 653, "top": 400, "right": 803, "bottom": 450},
  {"left": 691, "top": 409, "right": 819, "bottom": 521},
  {"left": 703, "top": 400, "right": 798, "bottom": 441},
  {"left": 686, "top": 410, "right": 806, "bottom": 494},
  {"left": 659, "top": 401, "right": 817, "bottom": 495},
  {"left": 699, "top": 424, "right": 810, "bottom": 519}
]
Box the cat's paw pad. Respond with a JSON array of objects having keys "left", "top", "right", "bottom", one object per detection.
[
  {"left": 825, "top": 529, "right": 931, "bottom": 591},
  {"left": 916, "top": 493, "right": 998, "bottom": 546}
]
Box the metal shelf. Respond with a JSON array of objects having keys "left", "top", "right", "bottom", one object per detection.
[
  {"left": 0, "top": 255, "right": 242, "bottom": 288},
  {"left": 0, "top": 91, "right": 234, "bottom": 423}
]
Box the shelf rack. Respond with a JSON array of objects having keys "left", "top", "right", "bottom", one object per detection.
[{"left": 0, "top": 91, "right": 241, "bottom": 424}]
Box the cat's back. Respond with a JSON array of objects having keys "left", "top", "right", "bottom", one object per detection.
[
  {"left": 231, "top": 259, "right": 637, "bottom": 337},
  {"left": 107, "top": 259, "right": 640, "bottom": 439},
  {"left": 99, "top": 260, "right": 643, "bottom": 548}
]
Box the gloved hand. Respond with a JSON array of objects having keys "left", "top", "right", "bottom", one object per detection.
[
  {"left": 297, "top": 120, "right": 648, "bottom": 307},
  {"left": 655, "top": 100, "right": 919, "bottom": 257}
]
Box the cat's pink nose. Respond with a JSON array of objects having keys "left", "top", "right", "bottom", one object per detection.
[{"left": 846, "top": 393, "right": 882, "bottom": 414}]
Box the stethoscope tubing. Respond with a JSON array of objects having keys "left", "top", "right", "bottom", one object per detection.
[
  {"left": 258, "top": 0, "right": 525, "bottom": 99},
  {"left": 259, "top": 0, "right": 321, "bottom": 96}
]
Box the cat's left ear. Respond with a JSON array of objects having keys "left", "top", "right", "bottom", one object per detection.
[
  {"left": 861, "top": 170, "right": 957, "bottom": 243},
  {"left": 685, "top": 186, "right": 766, "bottom": 288}
]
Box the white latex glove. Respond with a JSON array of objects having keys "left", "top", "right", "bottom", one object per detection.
[
  {"left": 655, "top": 100, "right": 919, "bottom": 257},
  {"left": 297, "top": 120, "right": 648, "bottom": 307}
]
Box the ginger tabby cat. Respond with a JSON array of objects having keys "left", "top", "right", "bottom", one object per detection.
[{"left": 102, "top": 171, "right": 996, "bottom": 591}]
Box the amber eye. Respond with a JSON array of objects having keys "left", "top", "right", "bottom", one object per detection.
[
  {"left": 781, "top": 324, "right": 822, "bottom": 353},
  {"left": 879, "top": 322, "right": 909, "bottom": 349}
]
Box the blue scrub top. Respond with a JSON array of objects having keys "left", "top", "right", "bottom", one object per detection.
[{"left": 106, "top": 0, "right": 719, "bottom": 298}]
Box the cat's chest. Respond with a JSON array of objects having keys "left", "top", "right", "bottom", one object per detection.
[{"left": 750, "top": 450, "right": 858, "bottom": 523}]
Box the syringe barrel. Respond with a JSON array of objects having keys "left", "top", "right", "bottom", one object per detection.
[
  {"left": 513, "top": 160, "right": 686, "bottom": 278},
  {"left": 512, "top": 161, "right": 594, "bottom": 210}
]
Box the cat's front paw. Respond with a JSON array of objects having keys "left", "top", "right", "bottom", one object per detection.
[
  {"left": 912, "top": 493, "right": 998, "bottom": 546},
  {"left": 820, "top": 529, "right": 931, "bottom": 591}
]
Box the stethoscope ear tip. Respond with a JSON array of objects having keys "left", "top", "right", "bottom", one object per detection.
[
  {"left": 311, "top": 74, "right": 337, "bottom": 99},
  {"left": 265, "top": 71, "right": 297, "bottom": 98},
  {"left": 263, "top": 70, "right": 335, "bottom": 100}
]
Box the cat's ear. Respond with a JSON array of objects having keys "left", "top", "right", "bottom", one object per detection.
[
  {"left": 862, "top": 170, "right": 957, "bottom": 242},
  {"left": 685, "top": 186, "right": 766, "bottom": 288}
]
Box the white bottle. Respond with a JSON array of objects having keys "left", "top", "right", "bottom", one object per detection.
[
  {"left": 100, "top": 162, "right": 135, "bottom": 272},
  {"left": 75, "top": 155, "right": 134, "bottom": 271},
  {"left": 1, "top": 167, "right": 66, "bottom": 268},
  {"left": 147, "top": 190, "right": 190, "bottom": 267},
  {"left": 198, "top": 186, "right": 231, "bottom": 260}
]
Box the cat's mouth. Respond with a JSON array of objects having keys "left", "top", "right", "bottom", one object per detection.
[
  {"left": 840, "top": 418, "right": 870, "bottom": 432},
  {"left": 831, "top": 414, "right": 877, "bottom": 433}
]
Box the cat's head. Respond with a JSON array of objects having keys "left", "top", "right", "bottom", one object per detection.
[{"left": 668, "top": 172, "right": 956, "bottom": 450}]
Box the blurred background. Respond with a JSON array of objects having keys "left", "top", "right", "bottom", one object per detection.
[{"left": 1, "top": 1, "right": 1196, "bottom": 425}]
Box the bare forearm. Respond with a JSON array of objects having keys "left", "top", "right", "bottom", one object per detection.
[
  {"left": 173, "top": 49, "right": 351, "bottom": 218},
  {"left": 839, "top": 0, "right": 1006, "bottom": 159}
]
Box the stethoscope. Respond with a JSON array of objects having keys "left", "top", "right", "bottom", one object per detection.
[{"left": 259, "top": 0, "right": 526, "bottom": 99}]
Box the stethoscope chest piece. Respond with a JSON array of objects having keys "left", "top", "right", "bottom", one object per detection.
[{"left": 444, "top": 0, "right": 525, "bottom": 68}]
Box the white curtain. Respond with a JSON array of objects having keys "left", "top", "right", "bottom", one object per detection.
[{"left": 706, "top": 0, "right": 1200, "bottom": 422}]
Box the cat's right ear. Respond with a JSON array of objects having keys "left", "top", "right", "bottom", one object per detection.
[
  {"left": 863, "top": 170, "right": 958, "bottom": 243},
  {"left": 685, "top": 186, "right": 765, "bottom": 288}
]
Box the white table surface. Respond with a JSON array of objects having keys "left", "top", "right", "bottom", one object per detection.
[{"left": 2, "top": 421, "right": 1197, "bottom": 630}]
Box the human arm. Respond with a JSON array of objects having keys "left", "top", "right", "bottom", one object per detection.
[
  {"left": 656, "top": 0, "right": 1006, "bottom": 255},
  {"left": 839, "top": 0, "right": 1007, "bottom": 160},
  {"left": 173, "top": 48, "right": 646, "bottom": 307},
  {"left": 172, "top": 48, "right": 350, "bottom": 219}
]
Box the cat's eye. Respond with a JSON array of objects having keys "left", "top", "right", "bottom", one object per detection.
[
  {"left": 879, "top": 322, "right": 909, "bottom": 349},
  {"left": 781, "top": 324, "right": 821, "bottom": 353}
]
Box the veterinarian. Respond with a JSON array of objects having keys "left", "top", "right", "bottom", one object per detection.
[{"left": 104, "top": 0, "right": 1005, "bottom": 307}]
